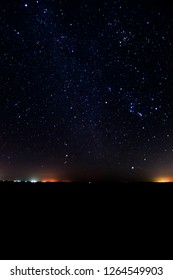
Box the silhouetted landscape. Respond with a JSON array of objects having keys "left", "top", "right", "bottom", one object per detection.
[{"left": 0, "top": 180, "right": 172, "bottom": 260}]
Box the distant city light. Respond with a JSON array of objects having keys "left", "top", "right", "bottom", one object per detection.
[
  {"left": 30, "top": 179, "right": 38, "bottom": 183},
  {"left": 41, "top": 178, "right": 58, "bottom": 183},
  {"left": 154, "top": 177, "right": 173, "bottom": 183}
]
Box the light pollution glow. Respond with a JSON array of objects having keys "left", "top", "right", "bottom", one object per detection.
[
  {"left": 41, "top": 178, "right": 71, "bottom": 183},
  {"left": 154, "top": 177, "right": 173, "bottom": 183},
  {"left": 4, "top": 177, "right": 71, "bottom": 183},
  {"left": 41, "top": 178, "right": 59, "bottom": 183}
]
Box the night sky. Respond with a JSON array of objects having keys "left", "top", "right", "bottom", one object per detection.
[{"left": 0, "top": 0, "right": 173, "bottom": 182}]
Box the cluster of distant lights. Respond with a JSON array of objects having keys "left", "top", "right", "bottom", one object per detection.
[
  {"left": 0, "top": 178, "right": 76, "bottom": 183},
  {"left": 0, "top": 179, "right": 63, "bottom": 183},
  {"left": 0, "top": 178, "right": 92, "bottom": 183},
  {"left": 11, "top": 178, "right": 173, "bottom": 183},
  {"left": 1, "top": 176, "right": 173, "bottom": 183},
  {"left": 13, "top": 179, "right": 58, "bottom": 183}
]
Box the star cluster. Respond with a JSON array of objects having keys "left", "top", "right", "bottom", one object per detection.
[{"left": 0, "top": 0, "right": 173, "bottom": 181}]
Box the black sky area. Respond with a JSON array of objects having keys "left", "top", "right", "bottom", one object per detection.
[{"left": 0, "top": 0, "right": 173, "bottom": 182}]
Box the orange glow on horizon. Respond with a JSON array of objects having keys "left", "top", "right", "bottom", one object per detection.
[
  {"left": 41, "top": 178, "right": 71, "bottom": 183},
  {"left": 41, "top": 178, "right": 59, "bottom": 183},
  {"left": 154, "top": 177, "right": 173, "bottom": 183}
]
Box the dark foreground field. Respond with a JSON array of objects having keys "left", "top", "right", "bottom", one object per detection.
[{"left": 0, "top": 181, "right": 172, "bottom": 260}]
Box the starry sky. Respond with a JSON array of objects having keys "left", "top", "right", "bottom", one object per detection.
[{"left": 0, "top": 0, "right": 173, "bottom": 182}]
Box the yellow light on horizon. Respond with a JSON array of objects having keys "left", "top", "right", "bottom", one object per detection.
[{"left": 154, "top": 177, "right": 173, "bottom": 183}]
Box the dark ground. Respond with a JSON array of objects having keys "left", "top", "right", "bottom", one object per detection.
[{"left": 0, "top": 181, "right": 172, "bottom": 260}]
